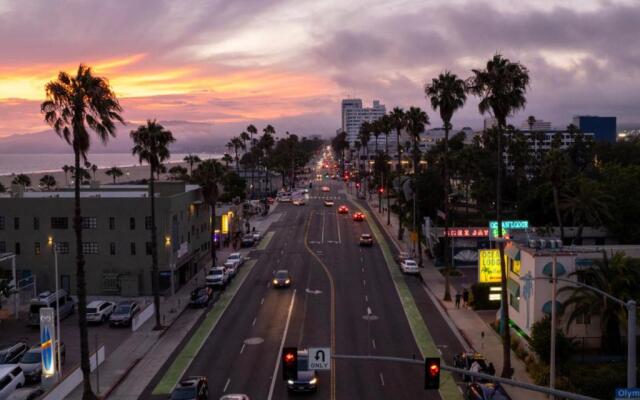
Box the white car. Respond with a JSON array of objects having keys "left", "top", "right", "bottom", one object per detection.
[
  {"left": 252, "top": 231, "right": 262, "bottom": 242},
  {"left": 226, "top": 253, "right": 244, "bottom": 267},
  {"left": 0, "top": 365, "right": 25, "bottom": 400},
  {"left": 86, "top": 300, "right": 116, "bottom": 323},
  {"left": 206, "top": 267, "right": 230, "bottom": 288},
  {"left": 292, "top": 198, "right": 306, "bottom": 206},
  {"left": 224, "top": 260, "right": 238, "bottom": 278},
  {"left": 400, "top": 259, "right": 419, "bottom": 274}
]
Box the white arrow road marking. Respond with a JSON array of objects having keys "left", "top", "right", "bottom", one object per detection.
[
  {"left": 223, "top": 378, "right": 231, "bottom": 392},
  {"left": 379, "top": 372, "right": 385, "bottom": 386}
]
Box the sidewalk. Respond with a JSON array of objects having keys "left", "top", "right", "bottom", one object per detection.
[{"left": 360, "top": 196, "right": 545, "bottom": 400}]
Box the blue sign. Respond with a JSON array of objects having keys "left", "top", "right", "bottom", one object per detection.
[
  {"left": 615, "top": 388, "right": 640, "bottom": 399},
  {"left": 39, "top": 307, "right": 56, "bottom": 378}
]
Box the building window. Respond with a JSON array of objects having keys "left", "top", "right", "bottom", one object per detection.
[
  {"left": 0, "top": 216, "right": 4, "bottom": 230},
  {"left": 51, "top": 217, "right": 69, "bottom": 230},
  {"left": 34, "top": 242, "right": 41, "bottom": 255},
  {"left": 14, "top": 217, "right": 19, "bottom": 230},
  {"left": 145, "top": 216, "right": 152, "bottom": 230},
  {"left": 82, "top": 242, "right": 99, "bottom": 254},
  {"left": 0, "top": 241, "right": 6, "bottom": 253},
  {"left": 110, "top": 242, "right": 116, "bottom": 255},
  {"left": 15, "top": 242, "right": 21, "bottom": 255},
  {"left": 109, "top": 217, "right": 115, "bottom": 230},
  {"left": 81, "top": 217, "right": 97, "bottom": 229},
  {"left": 33, "top": 217, "right": 40, "bottom": 231},
  {"left": 130, "top": 217, "right": 136, "bottom": 230},
  {"left": 145, "top": 242, "right": 152, "bottom": 255},
  {"left": 130, "top": 242, "right": 136, "bottom": 255},
  {"left": 55, "top": 242, "right": 69, "bottom": 254}
]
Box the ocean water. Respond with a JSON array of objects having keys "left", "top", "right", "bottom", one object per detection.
[{"left": 0, "top": 153, "right": 222, "bottom": 175}]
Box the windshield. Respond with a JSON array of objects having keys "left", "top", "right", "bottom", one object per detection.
[
  {"left": 406, "top": 261, "right": 417, "bottom": 266},
  {"left": 170, "top": 387, "right": 197, "bottom": 399},
  {"left": 212, "top": 269, "right": 224, "bottom": 275},
  {"left": 276, "top": 271, "right": 288, "bottom": 279},
  {"left": 114, "top": 305, "right": 131, "bottom": 314},
  {"left": 21, "top": 350, "right": 41, "bottom": 363}
]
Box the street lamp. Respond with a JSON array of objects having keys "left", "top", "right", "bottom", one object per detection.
[
  {"left": 165, "top": 235, "right": 174, "bottom": 296},
  {"left": 47, "top": 236, "right": 62, "bottom": 381}
]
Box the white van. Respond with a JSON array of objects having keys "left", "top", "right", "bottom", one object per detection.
[
  {"left": 28, "top": 290, "right": 75, "bottom": 327},
  {"left": 0, "top": 365, "right": 25, "bottom": 400}
]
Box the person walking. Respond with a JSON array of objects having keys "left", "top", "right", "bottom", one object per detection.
[
  {"left": 455, "top": 292, "right": 461, "bottom": 309},
  {"left": 462, "top": 287, "right": 469, "bottom": 308}
]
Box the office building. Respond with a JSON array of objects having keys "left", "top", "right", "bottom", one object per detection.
[
  {"left": 519, "top": 119, "right": 552, "bottom": 131},
  {"left": 572, "top": 115, "right": 617, "bottom": 143},
  {"left": 0, "top": 182, "right": 210, "bottom": 296},
  {"left": 341, "top": 99, "right": 386, "bottom": 146}
]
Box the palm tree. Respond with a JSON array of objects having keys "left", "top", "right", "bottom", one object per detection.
[
  {"left": 379, "top": 115, "right": 393, "bottom": 225},
  {"left": 192, "top": 160, "right": 226, "bottom": 266},
  {"left": 561, "top": 177, "right": 612, "bottom": 245},
  {"left": 358, "top": 122, "right": 372, "bottom": 197},
  {"left": 12, "top": 174, "right": 31, "bottom": 187},
  {"left": 389, "top": 107, "right": 406, "bottom": 172},
  {"left": 560, "top": 252, "right": 640, "bottom": 352},
  {"left": 426, "top": 71, "right": 468, "bottom": 302},
  {"left": 130, "top": 120, "right": 176, "bottom": 330},
  {"left": 259, "top": 126, "right": 276, "bottom": 194},
  {"left": 542, "top": 149, "right": 569, "bottom": 243},
  {"left": 222, "top": 154, "right": 234, "bottom": 168},
  {"left": 183, "top": 154, "right": 202, "bottom": 175},
  {"left": 468, "top": 53, "right": 530, "bottom": 378},
  {"left": 41, "top": 64, "right": 123, "bottom": 400},
  {"left": 39, "top": 175, "right": 56, "bottom": 190},
  {"left": 0, "top": 182, "right": 5, "bottom": 193},
  {"left": 105, "top": 166, "right": 124, "bottom": 184},
  {"left": 527, "top": 115, "right": 536, "bottom": 131},
  {"left": 168, "top": 165, "right": 189, "bottom": 181},
  {"left": 62, "top": 164, "right": 71, "bottom": 186},
  {"left": 230, "top": 137, "right": 245, "bottom": 173}
]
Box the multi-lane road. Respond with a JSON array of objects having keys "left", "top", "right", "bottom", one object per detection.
[{"left": 141, "top": 167, "right": 467, "bottom": 399}]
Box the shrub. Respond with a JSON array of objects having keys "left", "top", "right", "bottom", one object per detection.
[
  {"left": 568, "top": 363, "right": 626, "bottom": 400},
  {"left": 469, "top": 283, "right": 501, "bottom": 310},
  {"left": 530, "top": 316, "right": 574, "bottom": 367}
]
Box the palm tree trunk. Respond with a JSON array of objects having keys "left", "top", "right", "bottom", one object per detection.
[
  {"left": 149, "top": 171, "right": 162, "bottom": 329},
  {"left": 396, "top": 128, "right": 402, "bottom": 173},
  {"left": 553, "top": 186, "right": 565, "bottom": 243},
  {"left": 210, "top": 199, "right": 217, "bottom": 264},
  {"left": 74, "top": 150, "right": 96, "bottom": 400},
  {"left": 443, "top": 124, "right": 452, "bottom": 302}
]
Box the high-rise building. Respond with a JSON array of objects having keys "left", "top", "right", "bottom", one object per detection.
[
  {"left": 572, "top": 115, "right": 617, "bottom": 143},
  {"left": 519, "top": 119, "right": 552, "bottom": 131},
  {"left": 341, "top": 99, "right": 386, "bottom": 145}
]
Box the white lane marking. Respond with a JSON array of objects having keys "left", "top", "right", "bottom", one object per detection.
[
  {"left": 379, "top": 372, "right": 385, "bottom": 386},
  {"left": 367, "top": 307, "right": 372, "bottom": 316},
  {"left": 361, "top": 267, "right": 364, "bottom": 273},
  {"left": 240, "top": 344, "right": 246, "bottom": 354},
  {"left": 223, "top": 378, "right": 231, "bottom": 392},
  {"left": 372, "top": 339, "right": 377, "bottom": 349},
  {"left": 267, "top": 289, "right": 297, "bottom": 400},
  {"left": 260, "top": 298, "right": 265, "bottom": 305},
  {"left": 363, "top": 279, "right": 366, "bottom": 287},
  {"left": 365, "top": 295, "right": 368, "bottom": 302},
  {"left": 252, "top": 317, "right": 257, "bottom": 326}
]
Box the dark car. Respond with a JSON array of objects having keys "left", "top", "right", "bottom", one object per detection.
[
  {"left": 453, "top": 352, "right": 488, "bottom": 382},
  {"left": 465, "top": 382, "right": 511, "bottom": 400},
  {"left": 189, "top": 286, "right": 212, "bottom": 308},
  {"left": 241, "top": 235, "right": 255, "bottom": 248},
  {"left": 338, "top": 205, "right": 349, "bottom": 214},
  {"left": 0, "top": 342, "right": 28, "bottom": 365},
  {"left": 359, "top": 233, "right": 373, "bottom": 246},
  {"left": 286, "top": 350, "right": 318, "bottom": 392},
  {"left": 352, "top": 212, "right": 365, "bottom": 221},
  {"left": 109, "top": 301, "right": 140, "bottom": 327},
  {"left": 19, "top": 342, "right": 65, "bottom": 383},
  {"left": 272, "top": 270, "right": 291, "bottom": 288},
  {"left": 170, "top": 376, "right": 208, "bottom": 400}
]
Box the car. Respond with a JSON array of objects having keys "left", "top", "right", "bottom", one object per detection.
[
  {"left": 324, "top": 200, "right": 335, "bottom": 207},
  {"left": 266, "top": 197, "right": 275, "bottom": 205},
  {"left": 272, "top": 270, "right": 291, "bottom": 288},
  {"left": 28, "top": 290, "right": 75, "bottom": 327},
  {"left": 109, "top": 301, "right": 140, "bottom": 327},
  {"left": 6, "top": 387, "right": 45, "bottom": 400},
  {"left": 170, "top": 376, "right": 208, "bottom": 400},
  {"left": 241, "top": 234, "right": 255, "bottom": 247},
  {"left": 286, "top": 349, "right": 318, "bottom": 393},
  {"left": 352, "top": 212, "right": 365, "bottom": 221},
  {"left": 18, "top": 343, "right": 65, "bottom": 383},
  {"left": 454, "top": 352, "right": 490, "bottom": 382},
  {"left": 219, "top": 395, "right": 250, "bottom": 400},
  {"left": 359, "top": 233, "right": 374, "bottom": 246},
  {"left": 292, "top": 198, "right": 306, "bottom": 206},
  {"left": 206, "top": 267, "right": 229, "bottom": 288},
  {"left": 0, "top": 365, "right": 25, "bottom": 400},
  {"left": 400, "top": 259, "right": 419, "bottom": 274},
  {"left": 0, "top": 343, "right": 28, "bottom": 366},
  {"left": 396, "top": 251, "right": 412, "bottom": 263},
  {"left": 321, "top": 186, "right": 330, "bottom": 192},
  {"left": 252, "top": 231, "right": 262, "bottom": 242},
  {"left": 223, "top": 260, "right": 238, "bottom": 278},
  {"left": 226, "top": 253, "right": 244, "bottom": 267},
  {"left": 464, "top": 382, "right": 511, "bottom": 400},
  {"left": 189, "top": 286, "right": 212, "bottom": 308},
  {"left": 338, "top": 205, "right": 349, "bottom": 214},
  {"left": 85, "top": 300, "right": 116, "bottom": 324}
]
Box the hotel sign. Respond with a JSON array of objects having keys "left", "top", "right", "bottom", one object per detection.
[
  {"left": 39, "top": 307, "right": 56, "bottom": 378},
  {"left": 488, "top": 220, "right": 529, "bottom": 240},
  {"left": 478, "top": 249, "right": 502, "bottom": 283},
  {"left": 445, "top": 228, "right": 489, "bottom": 238}
]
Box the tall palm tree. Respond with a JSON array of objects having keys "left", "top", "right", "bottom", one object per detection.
[
  {"left": 468, "top": 53, "right": 530, "bottom": 378},
  {"left": 168, "top": 165, "right": 189, "bottom": 181},
  {"left": 105, "top": 166, "right": 124, "bottom": 184},
  {"left": 41, "top": 64, "right": 123, "bottom": 400},
  {"left": 131, "top": 120, "right": 175, "bottom": 330},
  {"left": 230, "top": 137, "right": 245, "bottom": 173},
  {"left": 192, "top": 160, "right": 225, "bottom": 265},
  {"left": 358, "top": 122, "right": 372, "bottom": 197},
  {"left": 561, "top": 177, "right": 612, "bottom": 245},
  {"left": 62, "top": 164, "right": 71, "bottom": 186},
  {"left": 260, "top": 125, "right": 276, "bottom": 194},
  {"left": 12, "top": 174, "right": 31, "bottom": 187},
  {"left": 425, "top": 71, "right": 467, "bottom": 302},
  {"left": 39, "top": 175, "right": 56, "bottom": 190},
  {"left": 389, "top": 107, "right": 406, "bottom": 172},
  {"left": 542, "top": 149, "right": 569, "bottom": 243},
  {"left": 527, "top": 115, "right": 536, "bottom": 131},
  {"left": 183, "top": 154, "right": 201, "bottom": 175},
  {"left": 379, "top": 115, "right": 393, "bottom": 225}
]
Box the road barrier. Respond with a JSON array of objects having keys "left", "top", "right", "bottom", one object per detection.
[
  {"left": 131, "top": 302, "right": 155, "bottom": 331},
  {"left": 43, "top": 345, "right": 105, "bottom": 400}
]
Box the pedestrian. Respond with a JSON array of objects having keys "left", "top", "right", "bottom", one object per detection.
[
  {"left": 455, "top": 292, "right": 461, "bottom": 308},
  {"left": 487, "top": 362, "right": 496, "bottom": 376},
  {"left": 462, "top": 287, "right": 469, "bottom": 308}
]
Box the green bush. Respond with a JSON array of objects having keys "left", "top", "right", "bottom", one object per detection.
[
  {"left": 567, "top": 363, "right": 626, "bottom": 400},
  {"left": 530, "top": 316, "right": 574, "bottom": 367},
  {"left": 470, "top": 283, "right": 500, "bottom": 310}
]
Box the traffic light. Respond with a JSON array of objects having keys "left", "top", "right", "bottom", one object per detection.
[
  {"left": 424, "top": 357, "right": 440, "bottom": 390},
  {"left": 379, "top": 187, "right": 384, "bottom": 194},
  {"left": 356, "top": 182, "right": 361, "bottom": 189},
  {"left": 282, "top": 347, "right": 298, "bottom": 381}
]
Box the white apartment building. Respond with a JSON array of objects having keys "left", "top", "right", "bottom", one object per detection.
[
  {"left": 519, "top": 119, "right": 552, "bottom": 131},
  {"left": 341, "top": 99, "right": 387, "bottom": 147}
]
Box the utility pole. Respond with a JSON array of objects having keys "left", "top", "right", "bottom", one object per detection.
[{"left": 550, "top": 255, "right": 557, "bottom": 399}]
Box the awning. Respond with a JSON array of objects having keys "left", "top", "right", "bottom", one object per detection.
[
  {"left": 542, "top": 300, "right": 564, "bottom": 315},
  {"left": 507, "top": 279, "right": 520, "bottom": 296},
  {"left": 542, "top": 262, "right": 566, "bottom": 276},
  {"left": 505, "top": 245, "right": 521, "bottom": 261}
]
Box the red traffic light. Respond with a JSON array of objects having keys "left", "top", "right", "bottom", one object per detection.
[
  {"left": 356, "top": 183, "right": 361, "bottom": 189},
  {"left": 282, "top": 347, "right": 298, "bottom": 381},
  {"left": 378, "top": 187, "right": 384, "bottom": 193},
  {"left": 429, "top": 363, "right": 439, "bottom": 376},
  {"left": 424, "top": 357, "right": 440, "bottom": 390}
]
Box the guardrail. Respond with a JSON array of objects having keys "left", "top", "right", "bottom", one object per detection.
[{"left": 43, "top": 345, "right": 105, "bottom": 400}]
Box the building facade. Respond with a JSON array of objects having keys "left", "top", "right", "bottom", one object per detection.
[
  {"left": 519, "top": 119, "right": 552, "bottom": 131},
  {"left": 572, "top": 115, "right": 617, "bottom": 143},
  {"left": 341, "top": 98, "right": 387, "bottom": 146},
  {"left": 0, "top": 182, "right": 210, "bottom": 297}
]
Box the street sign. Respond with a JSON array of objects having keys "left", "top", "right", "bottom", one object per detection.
[{"left": 308, "top": 347, "right": 331, "bottom": 370}]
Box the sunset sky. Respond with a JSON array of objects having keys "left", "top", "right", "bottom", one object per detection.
[{"left": 0, "top": 0, "right": 638, "bottom": 139}]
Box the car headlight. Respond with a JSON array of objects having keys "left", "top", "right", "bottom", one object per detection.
[
  {"left": 285, "top": 279, "right": 290, "bottom": 284},
  {"left": 310, "top": 377, "right": 318, "bottom": 385},
  {"left": 273, "top": 279, "right": 278, "bottom": 284},
  {"left": 287, "top": 380, "right": 294, "bottom": 385}
]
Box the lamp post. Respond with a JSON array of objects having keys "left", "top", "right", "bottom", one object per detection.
[
  {"left": 165, "top": 235, "right": 174, "bottom": 296},
  {"left": 47, "top": 236, "right": 62, "bottom": 381}
]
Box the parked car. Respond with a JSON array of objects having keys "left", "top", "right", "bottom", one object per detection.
[
  {"left": 241, "top": 235, "right": 255, "bottom": 247},
  {"left": 109, "top": 301, "right": 140, "bottom": 327},
  {"left": 18, "top": 343, "right": 65, "bottom": 383},
  {"left": 252, "top": 231, "right": 262, "bottom": 242},
  {"left": 286, "top": 349, "right": 318, "bottom": 393},
  {"left": 464, "top": 382, "right": 511, "bottom": 400},
  {"left": 0, "top": 343, "right": 28, "bottom": 366},
  {"left": 189, "top": 286, "right": 213, "bottom": 308},
  {"left": 219, "top": 395, "right": 250, "bottom": 400},
  {"left": 206, "top": 267, "right": 229, "bottom": 288},
  {"left": 337, "top": 205, "right": 349, "bottom": 214},
  {"left": 6, "top": 387, "right": 44, "bottom": 400},
  {"left": 224, "top": 261, "right": 238, "bottom": 278},
  {"left": 28, "top": 290, "right": 75, "bottom": 327},
  {"left": 352, "top": 212, "right": 365, "bottom": 222},
  {"left": 0, "top": 365, "right": 25, "bottom": 400},
  {"left": 170, "top": 376, "right": 208, "bottom": 400},
  {"left": 85, "top": 300, "right": 116, "bottom": 324},
  {"left": 396, "top": 251, "right": 412, "bottom": 263},
  {"left": 226, "top": 253, "right": 244, "bottom": 268},
  {"left": 400, "top": 259, "right": 419, "bottom": 274},
  {"left": 359, "top": 233, "right": 373, "bottom": 247},
  {"left": 272, "top": 270, "right": 291, "bottom": 288}
]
